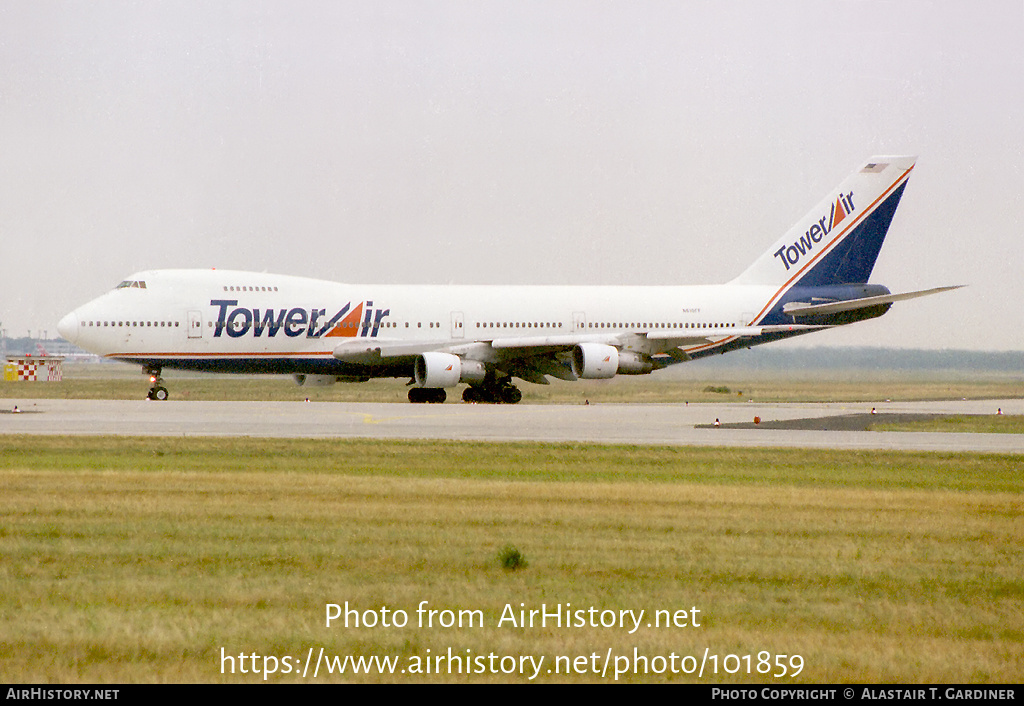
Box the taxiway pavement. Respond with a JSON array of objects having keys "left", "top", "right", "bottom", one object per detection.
[{"left": 3, "top": 398, "right": 1022, "bottom": 453}]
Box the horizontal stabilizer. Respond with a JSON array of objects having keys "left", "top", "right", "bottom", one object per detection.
[{"left": 782, "top": 285, "right": 964, "bottom": 317}]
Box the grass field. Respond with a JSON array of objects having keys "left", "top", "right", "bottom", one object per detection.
[
  {"left": 871, "top": 415, "right": 1024, "bottom": 434},
  {"left": 2, "top": 436, "right": 1021, "bottom": 683}
]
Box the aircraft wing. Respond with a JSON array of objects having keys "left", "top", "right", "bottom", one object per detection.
[
  {"left": 333, "top": 334, "right": 626, "bottom": 365},
  {"left": 333, "top": 324, "right": 831, "bottom": 382},
  {"left": 782, "top": 285, "right": 964, "bottom": 317},
  {"left": 488, "top": 324, "right": 828, "bottom": 349},
  {"left": 332, "top": 339, "right": 456, "bottom": 364}
]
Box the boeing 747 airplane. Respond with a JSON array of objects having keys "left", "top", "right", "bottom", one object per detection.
[{"left": 57, "top": 155, "right": 959, "bottom": 403}]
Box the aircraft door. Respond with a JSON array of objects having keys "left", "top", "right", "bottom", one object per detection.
[
  {"left": 188, "top": 310, "right": 203, "bottom": 339},
  {"left": 450, "top": 311, "right": 464, "bottom": 339},
  {"left": 572, "top": 311, "right": 587, "bottom": 333}
]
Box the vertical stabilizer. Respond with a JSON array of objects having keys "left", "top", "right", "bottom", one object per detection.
[{"left": 730, "top": 156, "right": 916, "bottom": 288}]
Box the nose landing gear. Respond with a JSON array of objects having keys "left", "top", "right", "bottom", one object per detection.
[{"left": 146, "top": 367, "right": 169, "bottom": 401}]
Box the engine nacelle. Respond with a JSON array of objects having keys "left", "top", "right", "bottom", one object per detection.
[
  {"left": 571, "top": 343, "right": 619, "bottom": 379},
  {"left": 616, "top": 350, "right": 654, "bottom": 375},
  {"left": 414, "top": 352, "right": 462, "bottom": 388},
  {"left": 459, "top": 359, "right": 487, "bottom": 384}
]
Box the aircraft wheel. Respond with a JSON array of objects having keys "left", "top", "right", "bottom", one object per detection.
[
  {"left": 153, "top": 387, "right": 169, "bottom": 401},
  {"left": 499, "top": 385, "right": 522, "bottom": 404},
  {"left": 409, "top": 388, "right": 446, "bottom": 404},
  {"left": 463, "top": 386, "right": 484, "bottom": 403}
]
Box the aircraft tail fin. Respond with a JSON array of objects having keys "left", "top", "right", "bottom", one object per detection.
[{"left": 730, "top": 156, "right": 916, "bottom": 288}]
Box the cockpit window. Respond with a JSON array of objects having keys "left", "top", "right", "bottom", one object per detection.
[{"left": 116, "top": 280, "right": 147, "bottom": 289}]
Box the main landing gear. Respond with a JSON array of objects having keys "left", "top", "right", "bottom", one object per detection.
[
  {"left": 408, "top": 387, "right": 446, "bottom": 404},
  {"left": 461, "top": 376, "right": 522, "bottom": 404},
  {"left": 146, "top": 367, "right": 169, "bottom": 401},
  {"left": 407, "top": 376, "right": 524, "bottom": 405}
]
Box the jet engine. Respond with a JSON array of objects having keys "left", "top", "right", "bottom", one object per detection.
[
  {"left": 413, "top": 353, "right": 487, "bottom": 387},
  {"left": 571, "top": 344, "right": 653, "bottom": 378},
  {"left": 412, "top": 352, "right": 457, "bottom": 388},
  {"left": 571, "top": 343, "right": 619, "bottom": 379}
]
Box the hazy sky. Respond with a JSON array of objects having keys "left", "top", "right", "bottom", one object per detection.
[{"left": 2, "top": 1, "right": 1022, "bottom": 350}]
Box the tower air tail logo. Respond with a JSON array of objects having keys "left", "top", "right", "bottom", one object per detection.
[
  {"left": 773, "top": 191, "right": 856, "bottom": 272},
  {"left": 830, "top": 196, "right": 847, "bottom": 229}
]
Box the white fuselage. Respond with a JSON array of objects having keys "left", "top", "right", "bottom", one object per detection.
[{"left": 59, "top": 268, "right": 777, "bottom": 371}]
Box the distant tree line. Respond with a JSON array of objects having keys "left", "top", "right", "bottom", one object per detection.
[{"left": 682, "top": 346, "right": 1024, "bottom": 373}]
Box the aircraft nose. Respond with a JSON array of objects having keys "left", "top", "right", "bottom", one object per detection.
[{"left": 58, "top": 311, "right": 79, "bottom": 344}]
